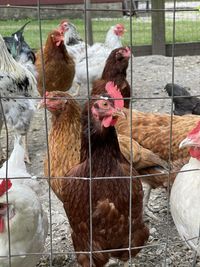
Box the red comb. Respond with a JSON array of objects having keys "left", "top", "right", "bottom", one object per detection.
[
  {"left": 0, "top": 179, "right": 12, "bottom": 197},
  {"left": 105, "top": 82, "right": 124, "bottom": 109},
  {"left": 60, "top": 19, "right": 68, "bottom": 25},
  {"left": 116, "top": 23, "right": 124, "bottom": 29},
  {"left": 188, "top": 121, "right": 200, "bottom": 136}
]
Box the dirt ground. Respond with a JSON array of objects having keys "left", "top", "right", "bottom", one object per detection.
[{"left": 3, "top": 54, "right": 200, "bottom": 266}]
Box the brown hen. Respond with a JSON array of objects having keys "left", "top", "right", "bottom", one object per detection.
[
  {"left": 115, "top": 109, "right": 200, "bottom": 205},
  {"left": 35, "top": 29, "right": 75, "bottom": 96},
  {"left": 116, "top": 109, "right": 200, "bottom": 161},
  {"left": 92, "top": 46, "right": 131, "bottom": 108},
  {"left": 62, "top": 82, "right": 149, "bottom": 267},
  {"left": 39, "top": 91, "right": 81, "bottom": 201},
  {"left": 39, "top": 91, "right": 165, "bottom": 202}
]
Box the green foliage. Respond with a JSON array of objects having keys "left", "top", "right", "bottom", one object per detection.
[{"left": 0, "top": 17, "right": 200, "bottom": 49}]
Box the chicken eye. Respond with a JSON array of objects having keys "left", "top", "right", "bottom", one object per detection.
[{"left": 102, "top": 101, "right": 108, "bottom": 107}]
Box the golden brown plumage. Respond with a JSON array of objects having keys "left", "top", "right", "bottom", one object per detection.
[
  {"left": 40, "top": 91, "right": 81, "bottom": 201},
  {"left": 116, "top": 109, "right": 200, "bottom": 161},
  {"left": 35, "top": 29, "right": 75, "bottom": 96},
  {"left": 115, "top": 109, "right": 200, "bottom": 190},
  {"left": 118, "top": 133, "right": 168, "bottom": 170},
  {"left": 61, "top": 87, "right": 149, "bottom": 266}
]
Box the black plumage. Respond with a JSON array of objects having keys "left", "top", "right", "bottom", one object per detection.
[
  {"left": 165, "top": 83, "right": 200, "bottom": 115},
  {"left": 3, "top": 21, "right": 35, "bottom": 64}
]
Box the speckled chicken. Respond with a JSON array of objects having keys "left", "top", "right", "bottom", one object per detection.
[
  {"left": 0, "top": 34, "right": 37, "bottom": 163},
  {"left": 60, "top": 82, "right": 149, "bottom": 267}
]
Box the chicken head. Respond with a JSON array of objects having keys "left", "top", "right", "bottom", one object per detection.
[
  {"left": 179, "top": 121, "right": 200, "bottom": 160},
  {"left": 91, "top": 81, "right": 126, "bottom": 128},
  {"left": 114, "top": 23, "right": 126, "bottom": 36}
]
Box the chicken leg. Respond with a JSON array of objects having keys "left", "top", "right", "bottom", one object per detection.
[
  {"left": 143, "top": 183, "right": 160, "bottom": 221},
  {"left": 0, "top": 113, "right": 6, "bottom": 162},
  {"left": 22, "top": 134, "right": 31, "bottom": 164}
]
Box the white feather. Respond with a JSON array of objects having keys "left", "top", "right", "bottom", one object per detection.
[
  {"left": 170, "top": 157, "right": 200, "bottom": 253},
  {"left": 0, "top": 139, "right": 48, "bottom": 267},
  {"left": 74, "top": 24, "right": 124, "bottom": 87}
]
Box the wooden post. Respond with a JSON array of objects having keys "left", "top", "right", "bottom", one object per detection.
[
  {"left": 86, "top": 0, "right": 93, "bottom": 45},
  {"left": 151, "top": 0, "right": 165, "bottom": 55}
]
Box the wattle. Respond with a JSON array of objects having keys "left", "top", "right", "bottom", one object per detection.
[
  {"left": 0, "top": 216, "right": 5, "bottom": 233},
  {"left": 102, "top": 116, "right": 117, "bottom": 128},
  {"left": 189, "top": 147, "right": 200, "bottom": 160}
]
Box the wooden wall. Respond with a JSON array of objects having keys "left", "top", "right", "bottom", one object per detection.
[{"left": 0, "top": 0, "right": 121, "bottom": 5}]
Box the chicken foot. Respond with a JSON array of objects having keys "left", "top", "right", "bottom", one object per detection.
[{"left": 143, "top": 183, "right": 160, "bottom": 221}]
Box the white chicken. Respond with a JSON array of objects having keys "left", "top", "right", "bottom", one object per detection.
[
  {"left": 0, "top": 34, "right": 37, "bottom": 163},
  {"left": 86, "top": 23, "right": 126, "bottom": 58},
  {"left": 170, "top": 121, "right": 200, "bottom": 253},
  {"left": 59, "top": 21, "right": 126, "bottom": 95},
  {"left": 74, "top": 23, "right": 126, "bottom": 93},
  {"left": 0, "top": 138, "right": 48, "bottom": 267}
]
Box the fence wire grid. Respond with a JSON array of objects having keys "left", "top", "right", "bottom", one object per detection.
[{"left": 0, "top": 0, "right": 200, "bottom": 267}]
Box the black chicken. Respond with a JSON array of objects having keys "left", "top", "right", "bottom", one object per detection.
[
  {"left": 3, "top": 21, "right": 35, "bottom": 64},
  {"left": 165, "top": 83, "right": 200, "bottom": 115}
]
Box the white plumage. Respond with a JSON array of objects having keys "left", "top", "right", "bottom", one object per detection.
[
  {"left": 0, "top": 138, "right": 48, "bottom": 267},
  {"left": 74, "top": 24, "right": 126, "bottom": 89},
  {"left": 59, "top": 21, "right": 126, "bottom": 95},
  {"left": 170, "top": 126, "right": 200, "bottom": 254}
]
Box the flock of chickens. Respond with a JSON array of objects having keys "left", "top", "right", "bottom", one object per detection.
[{"left": 0, "top": 19, "right": 200, "bottom": 267}]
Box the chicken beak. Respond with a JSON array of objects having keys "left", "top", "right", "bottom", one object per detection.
[
  {"left": 113, "top": 109, "right": 127, "bottom": 119},
  {"left": 179, "top": 137, "right": 195, "bottom": 149}
]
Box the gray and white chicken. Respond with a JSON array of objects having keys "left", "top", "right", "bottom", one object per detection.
[
  {"left": 0, "top": 34, "right": 37, "bottom": 163},
  {"left": 59, "top": 19, "right": 87, "bottom": 63}
]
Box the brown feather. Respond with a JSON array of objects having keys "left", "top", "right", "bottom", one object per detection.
[
  {"left": 115, "top": 109, "right": 200, "bottom": 189},
  {"left": 35, "top": 30, "right": 75, "bottom": 96},
  {"left": 92, "top": 47, "right": 131, "bottom": 108},
  {"left": 44, "top": 91, "right": 81, "bottom": 201},
  {"left": 61, "top": 98, "right": 149, "bottom": 267},
  {"left": 118, "top": 133, "right": 168, "bottom": 170},
  {"left": 116, "top": 109, "right": 200, "bottom": 161}
]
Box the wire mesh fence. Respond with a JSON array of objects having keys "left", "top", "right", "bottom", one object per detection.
[{"left": 1, "top": 0, "right": 200, "bottom": 266}]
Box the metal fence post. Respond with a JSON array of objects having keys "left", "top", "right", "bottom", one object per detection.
[
  {"left": 86, "top": 0, "right": 93, "bottom": 45},
  {"left": 151, "top": 0, "right": 165, "bottom": 55}
]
